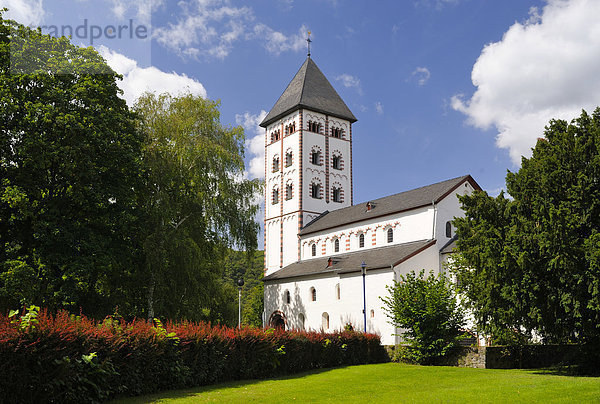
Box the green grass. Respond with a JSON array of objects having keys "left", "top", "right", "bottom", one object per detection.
[{"left": 111, "top": 363, "right": 600, "bottom": 403}]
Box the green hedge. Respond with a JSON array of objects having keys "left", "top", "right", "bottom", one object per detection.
[
  {"left": 0, "top": 309, "right": 387, "bottom": 403},
  {"left": 485, "top": 344, "right": 598, "bottom": 371}
]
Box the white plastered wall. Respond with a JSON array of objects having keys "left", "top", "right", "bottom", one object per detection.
[
  {"left": 264, "top": 268, "right": 396, "bottom": 344},
  {"left": 300, "top": 206, "right": 435, "bottom": 260}
]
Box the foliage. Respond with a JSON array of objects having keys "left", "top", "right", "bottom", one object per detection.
[
  {"left": 8, "top": 304, "right": 40, "bottom": 331},
  {"left": 0, "top": 308, "right": 386, "bottom": 403},
  {"left": 0, "top": 13, "right": 143, "bottom": 317},
  {"left": 222, "top": 249, "right": 265, "bottom": 327},
  {"left": 134, "top": 93, "right": 261, "bottom": 322},
  {"left": 0, "top": 12, "right": 262, "bottom": 323},
  {"left": 381, "top": 270, "right": 466, "bottom": 365},
  {"left": 452, "top": 108, "right": 600, "bottom": 347}
]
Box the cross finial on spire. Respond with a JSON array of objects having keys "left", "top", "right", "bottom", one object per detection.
[{"left": 307, "top": 31, "right": 312, "bottom": 57}]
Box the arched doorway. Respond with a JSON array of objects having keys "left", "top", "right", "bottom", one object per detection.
[{"left": 269, "top": 311, "right": 286, "bottom": 330}]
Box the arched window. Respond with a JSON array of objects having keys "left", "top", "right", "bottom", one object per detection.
[
  {"left": 331, "top": 127, "right": 343, "bottom": 138},
  {"left": 332, "top": 155, "right": 342, "bottom": 170},
  {"left": 370, "top": 309, "right": 375, "bottom": 318},
  {"left": 311, "top": 149, "right": 321, "bottom": 165},
  {"left": 387, "top": 228, "right": 394, "bottom": 243},
  {"left": 286, "top": 182, "right": 293, "bottom": 200},
  {"left": 359, "top": 233, "right": 365, "bottom": 248},
  {"left": 334, "top": 238, "right": 340, "bottom": 253},
  {"left": 271, "top": 130, "right": 280, "bottom": 142},
  {"left": 272, "top": 187, "right": 279, "bottom": 204},
  {"left": 311, "top": 243, "right": 316, "bottom": 256},
  {"left": 298, "top": 313, "right": 305, "bottom": 330},
  {"left": 285, "top": 151, "right": 293, "bottom": 167},
  {"left": 322, "top": 312, "right": 329, "bottom": 330},
  {"left": 308, "top": 121, "right": 321, "bottom": 133},
  {"left": 311, "top": 183, "right": 321, "bottom": 199},
  {"left": 310, "top": 287, "right": 317, "bottom": 302},
  {"left": 284, "top": 290, "right": 290, "bottom": 304},
  {"left": 272, "top": 156, "right": 279, "bottom": 172},
  {"left": 332, "top": 186, "right": 342, "bottom": 203},
  {"left": 446, "top": 221, "right": 452, "bottom": 238},
  {"left": 335, "top": 283, "right": 340, "bottom": 300}
]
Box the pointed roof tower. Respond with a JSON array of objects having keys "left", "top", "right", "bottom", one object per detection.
[{"left": 260, "top": 57, "right": 357, "bottom": 128}]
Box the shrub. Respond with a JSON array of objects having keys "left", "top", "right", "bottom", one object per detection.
[
  {"left": 0, "top": 307, "right": 386, "bottom": 403},
  {"left": 381, "top": 270, "right": 466, "bottom": 365}
]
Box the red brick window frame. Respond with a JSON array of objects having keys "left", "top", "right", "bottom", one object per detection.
[
  {"left": 332, "top": 182, "right": 344, "bottom": 203},
  {"left": 310, "top": 146, "right": 323, "bottom": 166},
  {"left": 310, "top": 177, "right": 323, "bottom": 199}
]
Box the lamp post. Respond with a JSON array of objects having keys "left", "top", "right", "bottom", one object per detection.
[
  {"left": 361, "top": 261, "right": 367, "bottom": 333},
  {"left": 237, "top": 278, "right": 244, "bottom": 328}
]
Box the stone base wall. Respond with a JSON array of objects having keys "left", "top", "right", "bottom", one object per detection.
[{"left": 384, "top": 344, "right": 593, "bottom": 370}]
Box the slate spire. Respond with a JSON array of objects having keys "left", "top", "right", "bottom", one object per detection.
[{"left": 259, "top": 58, "right": 357, "bottom": 128}]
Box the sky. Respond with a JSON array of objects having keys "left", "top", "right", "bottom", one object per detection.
[{"left": 3, "top": 0, "right": 600, "bottom": 248}]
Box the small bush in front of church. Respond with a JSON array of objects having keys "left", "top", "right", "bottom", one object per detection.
[{"left": 381, "top": 270, "right": 467, "bottom": 365}]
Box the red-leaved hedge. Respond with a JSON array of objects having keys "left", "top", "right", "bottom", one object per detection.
[{"left": 0, "top": 309, "right": 387, "bottom": 403}]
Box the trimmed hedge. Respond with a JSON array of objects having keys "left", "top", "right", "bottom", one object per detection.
[
  {"left": 0, "top": 309, "right": 387, "bottom": 403},
  {"left": 485, "top": 344, "right": 599, "bottom": 371}
]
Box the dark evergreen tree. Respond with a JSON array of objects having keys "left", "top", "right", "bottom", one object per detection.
[{"left": 453, "top": 108, "right": 600, "bottom": 347}]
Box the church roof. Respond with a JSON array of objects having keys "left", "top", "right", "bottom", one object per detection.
[
  {"left": 440, "top": 235, "right": 458, "bottom": 254},
  {"left": 263, "top": 239, "right": 436, "bottom": 281},
  {"left": 299, "top": 175, "right": 481, "bottom": 236},
  {"left": 259, "top": 57, "right": 357, "bottom": 128}
]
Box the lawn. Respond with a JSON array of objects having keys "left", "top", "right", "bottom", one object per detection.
[{"left": 111, "top": 363, "right": 600, "bottom": 403}]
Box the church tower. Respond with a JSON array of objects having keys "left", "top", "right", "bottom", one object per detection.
[{"left": 260, "top": 57, "right": 357, "bottom": 276}]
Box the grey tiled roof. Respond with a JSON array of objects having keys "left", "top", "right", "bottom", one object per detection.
[
  {"left": 263, "top": 239, "right": 436, "bottom": 281},
  {"left": 299, "top": 175, "right": 481, "bottom": 236},
  {"left": 259, "top": 57, "right": 357, "bottom": 128},
  {"left": 440, "top": 236, "right": 458, "bottom": 254}
]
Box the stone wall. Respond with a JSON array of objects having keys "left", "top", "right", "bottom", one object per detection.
[{"left": 385, "top": 344, "right": 592, "bottom": 370}]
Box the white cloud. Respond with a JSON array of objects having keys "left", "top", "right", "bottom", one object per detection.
[
  {"left": 154, "top": 1, "right": 253, "bottom": 60},
  {"left": 107, "top": 0, "right": 162, "bottom": 22},
  {"left": 98, "top": 46, "right": 207, "bottom": 106},
  {"left": 375, "top": 101, "right": 384, "bottom": 115},
  {"left": 410, "top": 66, "right": 431, "bottom": 86},
  {"left": 1, "top": 0, "right": 45, "bottom": 26},
  {"left": 154, "top": 1, "right": 307, "bottom": 60},
  {"left": 236, "top": 110, "right": 268, "bottom": 179},
  {"left": 335, "top": 73, "right": 362, "bottom": 94},
  {"left": 452, "top": 0, "right": 600, "bottom": 164},
  {"left": 253, "top": 23, "right": 307, "bottom": 56}
]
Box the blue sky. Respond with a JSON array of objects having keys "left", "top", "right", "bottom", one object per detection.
[{"left": 4, "top": 0, "right": 600, "bottom": 248}]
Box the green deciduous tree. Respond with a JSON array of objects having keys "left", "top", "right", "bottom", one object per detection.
[
  {"left": 0, "top": 13, "right": 143, "bottom": 316},
  {"left": 134, "top": 93, "right": 261, "bottom": 322},
  {"left": 453, "top": 108, "right": 600, "bottom": 347},
  {"left": 381, "top": 270, "right": 465, "bottom": 364},
  {"left": 222, "top": 249, "right": 264, "bottom": 327}
]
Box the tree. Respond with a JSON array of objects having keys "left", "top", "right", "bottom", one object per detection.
[
  {"left": 134, "top": 93, "right": 261, "bottom": 322},
  {"left": 222, "top": 249, "right": 264, "bottom": 327},
  {"left": 453, "top": 108, "right": 600, "bottom": 347},
  {"left": 381, "top": 270, "right": 465, "bottom": 364},
  {"left": 0, "top": 13, "right": 143, "bottom": 316}
]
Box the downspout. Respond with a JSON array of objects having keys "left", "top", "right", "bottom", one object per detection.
[
  {"left": 431, "top": 200, "right": 437, "bottom": 240},
  {"left": 431, "top": 200, "right": 441, "bottom": 275}
]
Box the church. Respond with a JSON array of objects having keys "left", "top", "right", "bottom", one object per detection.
[{"left": 260, "top": 55, "right": 481, "bottom": 345}]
